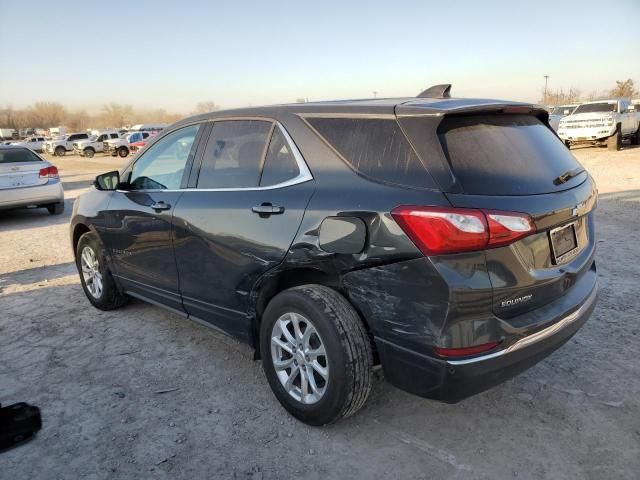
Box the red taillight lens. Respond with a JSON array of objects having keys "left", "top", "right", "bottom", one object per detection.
[
  {"left": 434, "top": 341, "right": 501, "bottom": 358},
  {"left": 391, "top": 206, "right": 535, "bottom": 255},
  {"left": 39, "top": 165, "right": 59, "bottom": 178}
]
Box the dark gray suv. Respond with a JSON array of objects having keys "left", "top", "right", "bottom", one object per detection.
[{"left": 70, "top": 85, "right": 597, "bottom": 425}]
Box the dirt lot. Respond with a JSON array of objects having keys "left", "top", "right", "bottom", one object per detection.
[{"left": 1, "top": 146, "right": 639, "bottom": 480}]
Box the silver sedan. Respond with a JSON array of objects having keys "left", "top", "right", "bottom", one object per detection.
[{"left": 0, "top": 146, "right": 64, "bottom": 214}]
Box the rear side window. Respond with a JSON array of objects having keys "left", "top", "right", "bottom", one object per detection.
[
  {"left": 0, "top": 149, "right": 41, "bottom": 163},
  {"left": 260, "top": 127, "right": 299, "bottom": 187},
  {"left": 197, "top": 120, "right": 272, "bottom": 189},
  {"left": 438, "top": 115, "right": 583, "bottom": 195},
  {"left": 306, "top": 117, "right": 435, "bottom": 189}
]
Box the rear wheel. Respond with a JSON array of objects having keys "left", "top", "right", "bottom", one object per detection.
[
  {"left": 55, "top": 146, "right": 66, "bottom": 156},
  {"left": 46, "top": 202, "right": 64, "bottom": 215},
  {"left": 76, "top": 232, "right": 128, "bottom": 310},
  {"left": 631, "top": 125, "right": 640, "bottom": 146},
  {"left": 260, "top": 285, "right": 373, "bottom": 426},
  {"left": 117, "top": 146, "right": 129, "bottom": 158},
  {"left": 607, "top": 126, "right": 622, "bottom": 151},
  {"left": 564, "top": 140, "right": 571, "bottom": 149},
  {"left": 83, "top": 147, "right": 95, "bottom": 158}
]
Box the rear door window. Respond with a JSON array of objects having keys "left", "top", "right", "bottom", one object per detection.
[
  {"left": 259, "top": 126, "right": 300, "bottom": 187},
  {"left": 437, "top": 114, "right": 584, "bottom": 195},
  {"left": 306, "top": 117, "right": 435, "bottom": 189},
  {"left": 197, "top": 120, "right": 272, "bottom": 189}
]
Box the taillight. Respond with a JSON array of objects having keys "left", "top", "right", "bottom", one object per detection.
[
  {"left": 391, "top": 206, "right": 535, "bottom": 255},
  {"left": 435, "top": 341, "right": 501, "bottom": 358},
  {"left": 39, "top": 165, "right": 59, "bottom": 179}
]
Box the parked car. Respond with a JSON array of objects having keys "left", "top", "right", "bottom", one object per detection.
[
  {"left": 0, "top": 145, "right": 64, "bottom": 214},
  {"left": 0, "top": 128, "right": 16, "bottom": 140},
  {"left": 557, "top": 99, "right": 640, "bottom": 150},
  {"left": 73, "top": 131, "right": 120, "bottom": 158},
  {"left": 548, "top": 104, "right": 578, "bottom": 131},
  {"left": 49, "top": 127, "right": 67, "bottom": 138},
  {"left": 103, "top": 131, "right": 153, "bottom": 158},
  {"left": 43, "top": 132, "right": 90, "bottom": 156},
  {"left": 71, "top": 85, "right": 598, "bottom": 425},
  {"left": 9, "top": 136, "right": 47, "bottom": 152}
]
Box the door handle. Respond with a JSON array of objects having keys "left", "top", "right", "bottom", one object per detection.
[
  {"left": 150, "top": 201, "right": 171, "bottom": 211},
  {"left": 252, "top": 203, "right": 285, "bottom": 215}
]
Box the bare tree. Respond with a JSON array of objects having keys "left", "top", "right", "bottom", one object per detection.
[
  {"left": 67, "top": 110, "right": 90, "bottom": 131},
  {"left": 194, "top": 101, "right": 219, "bottom": 114},
  {"left": 539, "top": 87, "right": 581, "bottom": 106},
  {"left": 28, "top": 102, "right": 67, "bottom": 127},
  {"left": 609, "top": 79, "right": 637, "bottom": 98},
  {"left": 101, "top": 103, "right": 134, "bottom": 128}
]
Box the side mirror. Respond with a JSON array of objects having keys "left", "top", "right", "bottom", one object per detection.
[{"left": 94, "top": 170, "right": 120, "bottom": 191}]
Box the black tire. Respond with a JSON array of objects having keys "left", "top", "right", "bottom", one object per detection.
[
  {"left": 564, "top": 140, "right": 571, "bottom": 149},
  {"left": 117, "top": 146, "right": 129, "bottom": 158},
  {"left": 631, "top": 126, "right": 640, "bottom": 146},
  {"left": 76, "top": 232, "right": 128, "bottom": 310},
  {"left": 46, "top": 202, "right": 64, "bottom": 215},
  {"left": 260, "top": 285, "right": 373, "bottom": 426},
  {"left": 84, "top": 147, "right": 95, "bottom": 158},
  {"left": 607, "top": 126, "right": 622, "bottom": 151},
  {"left": 55, "top": 146, "right": 66, "bottom": 156}
]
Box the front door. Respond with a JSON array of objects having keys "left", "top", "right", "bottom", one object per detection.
[
  {"left": 172, "top": 120, "right": 315, "bottom": 341},
  {"left": 102, "top": 123, "right": 203, "bottom": 313}
]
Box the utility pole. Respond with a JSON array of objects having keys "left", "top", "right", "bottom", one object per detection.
[
  {"left": 372, "top": 91, "right": 378, "bottom": 99},
  {"left": 543, "top": 75, "right": 549, "bottom": 104}
]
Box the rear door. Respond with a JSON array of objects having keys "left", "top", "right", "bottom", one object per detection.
[
  {"left": 172, "top": 119, "right": 315, "bottom": 341},
  {"left": 400, "top": 112, "right": 597, "bottom": 317},
  {"left": 100, "top": 124, "right": 204, "bottom": 313},
  {"left": 0, "top": 148, "right": 48, "bottom": 190}
]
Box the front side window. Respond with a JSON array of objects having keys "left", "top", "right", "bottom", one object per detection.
[
  {"left": 129, "top": 124, "right": 200, "bottom": 191},
  {"left": 197, "top": 120, "right": 272, "bottom": 189}
]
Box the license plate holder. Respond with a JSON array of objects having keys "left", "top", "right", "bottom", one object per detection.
[{"left": 550, "top": 222, "right": 579, "bottom": 264}]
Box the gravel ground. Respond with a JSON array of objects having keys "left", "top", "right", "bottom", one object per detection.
[{"left": 1, "top": 146, "right": 639, "bottom": 480}]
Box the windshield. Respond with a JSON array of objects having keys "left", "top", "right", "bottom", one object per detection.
[{"left": 573, "top": 103, "right": 616, "bottom": 114}]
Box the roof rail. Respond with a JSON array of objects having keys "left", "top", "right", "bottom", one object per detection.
[{"left": 417, "top": 84, "right": 452, "bottom": 99}]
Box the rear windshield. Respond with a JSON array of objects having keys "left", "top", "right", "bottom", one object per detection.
[
  {"left": 438, "top": 115, "right": 583, "bottom": 195},
  {"left": 306, "top": 117, "right": 436, "bottom": 189},
  {"left": 0, "top": 148, "right": 41, "bottom": 163}
]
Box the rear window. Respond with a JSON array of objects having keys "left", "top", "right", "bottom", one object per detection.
[
  {"left": 0, "top": 148, "right": 41, "bottom": 163},
  {"left": 306, "top": 117, "right": 436, "bottom": 189},
  {"left": 438, "top": 115, "right": 583, "bottom": 195}
]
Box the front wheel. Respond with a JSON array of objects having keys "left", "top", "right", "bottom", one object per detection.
[
  {"left": 607, "top": 126, "right": 622, "bottom": 151},
  {"left": 76, "top": 232, "right": 128, "bottom": 310},
  {"left": 260, "top": 285, "right": 373, "bottom": 426},
  {"left": 631, "top": 125, "right": 640, "bottom": 146}
]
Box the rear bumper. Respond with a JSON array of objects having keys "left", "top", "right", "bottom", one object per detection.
[
  {"left": 376, "top": 279, "right": 597, "bottom": 403},
  {"left": 0, "top": 181, "right": 64, "bottom": 210}
]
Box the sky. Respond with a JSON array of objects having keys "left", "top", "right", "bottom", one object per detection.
[{"left": 1, "top": 0, "right": 639, "bottom": 113}]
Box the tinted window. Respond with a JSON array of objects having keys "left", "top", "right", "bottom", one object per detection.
[
  {"left": 438, "top": 115, "right": 583, "bottom": 195},
  {"left": 260, "top": 127, "right": 300, "bottom": 186},
  {"left": 129, "top": 124, "right": 200, "bottom": 190},
  {"left": 0, "top": 148, "right": 41, "bottom": 163},
  {"left": 110, "top": 133, "right": 119, "bottom": 139},
  {"left": 197, "top": 120, "right": 272, "bottom": 189},
  {"left": 306, "top": 117, "right": 434, "bottom": 189},
  {"left": 573, "top": 103, "right": 616, "bottom": 114}
]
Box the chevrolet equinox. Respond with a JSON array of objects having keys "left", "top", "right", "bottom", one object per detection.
[{"left": 71, "top": 85, "right": 598, "bottom": 425}]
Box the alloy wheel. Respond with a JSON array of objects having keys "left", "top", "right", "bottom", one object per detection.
[
  {"left": 270, "top": 312, "right": 329, "bottom": 404},
  {"left": 80, "top": 246, "right": 103, "bottom": 299}
]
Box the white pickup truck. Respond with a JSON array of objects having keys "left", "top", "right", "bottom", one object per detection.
[
  {"left": 557, "top": 99, "right": 640, "bottom": 150},
  {"left": 103, "top": 131, "right": 153, "bottom": 158},
  {"left": 72, "top": 131, "right": 120, "bottom": 158},
  {"left": 9, "top": 136, "right": 48, "bottom": 152},
  {"left": 548, "top": 104, "right": 578, "bottom": 131},
  {"left": 43, "top": 132, "right": 90, "bottom": 156}
]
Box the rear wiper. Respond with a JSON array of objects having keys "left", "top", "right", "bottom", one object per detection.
[{"left": 554, "top": 167, "right": 585, "bottom": 185}]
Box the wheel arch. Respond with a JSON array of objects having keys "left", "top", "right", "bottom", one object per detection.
[{"left": 72, "top": 223, "right": 91, "bottom": 257}]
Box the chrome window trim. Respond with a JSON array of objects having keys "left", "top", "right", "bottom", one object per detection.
[
  {"left": 447, "top": 283, "right": 598, "bottom": 366},
  {"left": 117, "top": 121, "right": 313, "bottom": 193}
]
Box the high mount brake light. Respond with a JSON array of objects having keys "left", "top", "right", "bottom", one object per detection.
[
  {"left": 38, "top": 166, "right": 59, "bottom": 178},
  {"left": 391, "top": 206, "right": 535, "bottom": 255}
]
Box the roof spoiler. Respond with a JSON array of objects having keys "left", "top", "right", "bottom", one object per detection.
[{"left": 417, "top": 84, "right": 452, "bottom": 99}]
